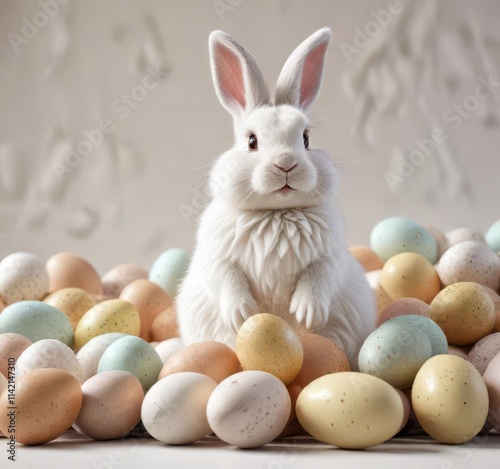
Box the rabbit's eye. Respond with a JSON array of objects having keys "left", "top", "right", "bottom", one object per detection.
[
  {"left": 303, "top": 131, "right": 309, "bottom": 149},
  {"left": 248, "top": 134, "right": 258, "bottom": 151}
]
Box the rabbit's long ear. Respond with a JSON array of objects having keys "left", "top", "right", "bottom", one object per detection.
[
  {"left": 209, "top": 31, "right": 270, "bottom": 120},
  {"left": 275, "top": 27, "right": 332, "bottom": 114}
]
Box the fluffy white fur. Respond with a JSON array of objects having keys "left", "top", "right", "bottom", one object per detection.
[{"left": 176, "top": 28, "right": 376, "bottom": 368}]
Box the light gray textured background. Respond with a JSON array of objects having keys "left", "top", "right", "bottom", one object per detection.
[{"left": 1, "top": 0, "right": 499, "bottom": 274}]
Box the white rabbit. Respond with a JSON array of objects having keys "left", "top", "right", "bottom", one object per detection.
[{"left": 176, "top": 27, "right": 376, "bottom": 368}]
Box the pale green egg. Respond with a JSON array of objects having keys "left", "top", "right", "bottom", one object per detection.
[{"left": 149, "top": 248, "right": 190, "bottom": 298}]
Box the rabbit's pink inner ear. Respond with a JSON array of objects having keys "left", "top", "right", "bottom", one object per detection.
[
  {"left": 214, "top": 43, "right": 246, "bottom": 110},
  {"left": 299, "top": 40, "right": 328, "bottom": 111}
]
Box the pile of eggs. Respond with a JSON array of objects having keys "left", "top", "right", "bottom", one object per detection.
[{"left": 0, "top": 218, "right": 499, "bottom": 450}]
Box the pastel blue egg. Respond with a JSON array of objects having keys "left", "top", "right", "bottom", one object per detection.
[
  {"left": 370, "top": 216, "right": 438, "bottom": 263},
  {"left": 386, "top": 315, "right": 448, "bottom": 356},
  {"left": 0, "top": 300, "right": 73, "bottom": 346},
  {"left": 485, "top": 220, "right": 500, "bottom": 253},
  {"left": 358, "top": 321, "right": 432, "bottom": 389},
  {"left": 149, "top": 248, "right": 190, "bottom": 298},
  {"left": 97, "top": 335, "right": 163, "bottom": 390}
]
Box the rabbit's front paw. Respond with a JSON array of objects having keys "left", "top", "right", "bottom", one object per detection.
[
  {"left": 290, "top": 283, "right": 330, "bottom": 331},
  {"left": 220, "top": 291, "right": 257, "bottom": 334}
]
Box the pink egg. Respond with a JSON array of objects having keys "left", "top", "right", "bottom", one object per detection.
[
  {"left": 447, "top": 345, "right": 470, "bottom": 361},
  {"left": 468, "top": 333, "right": 500, "bottom": 375},
  {"left": 483, "top": 352, "right": 500, "bottom": 431},
  {"left": 377, "top": 298, "right": 430, "bottom": 327}
]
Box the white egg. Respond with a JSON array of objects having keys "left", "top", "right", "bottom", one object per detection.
[
  {"left": 206, "top": 370, "right": 291, "bottom": 448},
  {"left": 141, "top": 371, "right": 217, "bottom": 445},
  {"left": 154, "top": 338, "right": 184, "bottom": 364}
]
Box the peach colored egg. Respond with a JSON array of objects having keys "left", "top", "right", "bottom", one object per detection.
[
  {"left": 0, "top": 368, "right": 82, "bottom": 445},
  {"left": 377, "top": 298, "right": 431, "bottom": 326},
  {"left": 380, "top": 252, "right": 441, "bottom": 304},
  {"left": 279, "top": 382, "right": 304, "bottom": 437},
  {"left": 447, "top": 345, "right": 470, "bottom": 361},
  {"left": 0, "top": 333, "right": 32, "bottom": 378},
  {"left": 437, "top": 241, "right": 500, "bottom": 290},
  {"left": 468, "top": 333, "right": 500, "bottom": 375},
  {"left": 119, "top": 279, "right": 172, "bottom": 341},
  {"left": 159, "top": 341, "right": 242, "bottom": 383},
  {"left": 46, "top": 252, "right": 103, "bottom": 295},
  {"left": 291, "top": 334, "right": 350, "bottom": 388},
  {"left": 349, "top": 246, "right": 383, "bottom": 272},
  {"left": 74, "top": 370, "right": 144, "bottom": 440},
  {"left": 483, "top": 352, "right": 500, "bottom": 431},
  {"left": 0, "top": 295, "right": 4, "bottom": 312},
  {"left": 44, "top": 287, "right": 97, "bottom": 330},
  {"left": 430, "top": 282, "right": 495, "bottom": 346},
  {"left": 149, "top": 306, "right": 179, "bottom": 342},
  {"left": 395, "top": 388, "right": 411, "bottom": 432},
  {"left": 102, "top": 263, "right": 148, "bottom": 298}
]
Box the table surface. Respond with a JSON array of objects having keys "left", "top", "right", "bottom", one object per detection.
[{"left": 4, "top": 429, "right": 500, "bottom": 469}]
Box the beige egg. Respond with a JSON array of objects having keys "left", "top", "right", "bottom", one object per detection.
[
  {"left": 373, "top": 284, "right": 393, "bottom": 314},
  {"left": 46, "top": 252, "right": 103, "bottom": 295},
  {"left": 0, "top": 373, "right": 6, "bottom": 437},
  {"left": 0, "top": 333, "right": 32, "bottom": 378},
  {"left": 149, "top": 306, "right": 179, "bottom": 342},
  {"left": 236, "top": 313, "right": 303, "bottom": 386},
  {"left": 119, "top": 279, "right": 172, "bottom": 341},
  {"left": 377, "top": 297, "right": 430, "bottom": 327},
  {"left": 74, "top": 370, "right": 144, "bottom": 440},
  {"left": 73, "top": 299, "right": 140, "bottom": 351},
  {"left": 446, "top": 227, "right": 485, "bottom": 247},
  {"left": 483, "top": 352, "right": 500, "bottom": 431},
  {"left": 430, "top": 282, "right": 495, "bottom": 345},
  {"left": 478, "top": 285, "right": 500, "bottom": 333},
  {"left": 427, "top": 226, "right": 449, "bottom": 259},
  {"left": 154, "top": 337, "right": 184, "bottom": 364},
  {"left": 0, "top": 295, "right": 4, "bottom": 312},
  {"left": 0, "top": 368, "right": 82, "bottom": 445},
  {"left": 159, "top": 341, "right": 241, "bottom": 383},
  {"left": 437, "top": 241, "right": 500, "bottom": 290},
  {"left": 349, "top": 246, "right": 383, "bottom": 272},
  {"left": 412, "top": 355, "right": 489, "bottom": 444},
  {"left": 44, "top": 287, "right": 97, "bottom": 330},
  {"left": 291, "top": 334, "right": 350, "bottom": 388},
  {"left": 395, "top": 388, "right": 411, "bottom": 432},
  {"left": 380, "top": 252, "right": 441, "bottom": 303},
  {"left": 102, "top": 263, "right": 148, "bottom": 298},
  {"left": 296, "top": 372, "right": 404, "bottom": 449},
  {"left": 468, "top": 333, "right": 500, "bottom": 375}
]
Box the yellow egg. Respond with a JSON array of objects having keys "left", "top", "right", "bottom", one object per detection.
[
  {"left": 380, "top": 252, "right": 441, "bottom": 303},
  {"left": 412, "top": 354, "right": 489, "bottom": 444},
  {"left": 296, "top": 372, "right": 403, "bottom": 449},
  {"left": 44, "top": 287, "right": 98, "bottom": 330},
  {"left": 430, "top": 282, "right": 495, "bottom": 345},
  {"left": 73, "top": 299, "right": 140, "bottom": 351},
  {"left": 236, "top": 313, "right": 303, "bottom": 386},
  {"left": 373, "top": 284, "right": 393, "bottom": 314}
]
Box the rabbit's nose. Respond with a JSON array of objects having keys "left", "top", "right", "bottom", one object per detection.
[
  {"left": 274, "top": 154, "right": 297, "bottom": 173},
  {"left": 275, "top": 163, "right": 297, "bottom": 173}
]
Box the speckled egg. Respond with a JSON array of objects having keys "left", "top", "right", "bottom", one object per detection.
[
  {"left": 16, "top": 339, "right": 82, "bottom": 382},
  {"left": 380, "top": 252, "right": 441, "bottom": 303},
  {"left": 485, "top": 220, "right": 500, "bottom": 253},
  {"left": 0, "top": 333, "right": 32, "bottom": 378},
  {"left": 430, "top": 282, "right": 495, "bottom": 345},
  {"left": 427, "top": 226, "right": 449, "bottom": 259},
  {"left": 44, "top": 287, "right": 97, "bottom": 330},
  {"left": 377, "top": 298, "right": 430, "bottom": 327},
  {"left": 74, "top": 370, "right": 144, "bottom": 440},
  {"left": 159, "top": 340, "right": 241, "bottom": 383},
  {"left": 358, "top": 321, "right": 432, "bottom": 389},
  {"left": 97, "top": 335, "right": 163, "bottom": 390},
  {"left": 291, "top": 334, "right": 350, "bottom": 388},
  {"left": 373, "top": 284, "right": 393, "bottom": 314},
  {"left": 149, "top": 306, "right": 179, "bottom": 342},
  {"left": 0, "top": 300, "right": 73, "bottom": 346},
  {"left": 46, "top": 252, "right": 103, "bottom": 295},
  {"left": 0, "top": 252, "right": 49, "bottom": 305},
  {"left": 483, "top": 352, "right": 500, "bottom": 431},
  {"left": 236, "top": 313, "right": 303, "bottom": 385},
  {"left": 102, "top": 263, "right": 148, "bottom": 298},
  {"left": 296, "top": 372, "right": 404, "bottom": 449},
  {"left": 142, "top": 371, "right": 217, "bottom": 445},
  {"left": 479, "top": 285, "right": 500, "bottom": 333},
  {"left": 154, "top": 338, "right": 184, "bottom": 364},
  {"left": 468, "top": 333, "right": 500, "bottom": 375},
  {"left": 76, "top": 333, "right": 128, "bottom": 382},
  {"left": 446, "top": 227, "right": 485, "bottom": 247},
  {"left": 73, "top": 299, "right": 140, "bottom": 351},
  {"left": 0, "top": 368, "right": 82, "bottom": 445},
  {"left": 370, "top": 216, "right": 438, "bottom": 263},
  {"left": 149, "top": 248, "right": 190, "bottom": 298},
  {"left": 437, "top": 240, "right": 500, "bottom": 290},
  {"left": 207, "top": 370, "right": 291, "bottom": 448},
  {"left": 412, "top": 354, "right": 489, "bottom": 444},
  {"left": 348, "top": 246, "right": 383, "bottom": 272},
  {"left": 119, "top": 279, "right": 172, "bottom": 341}
]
